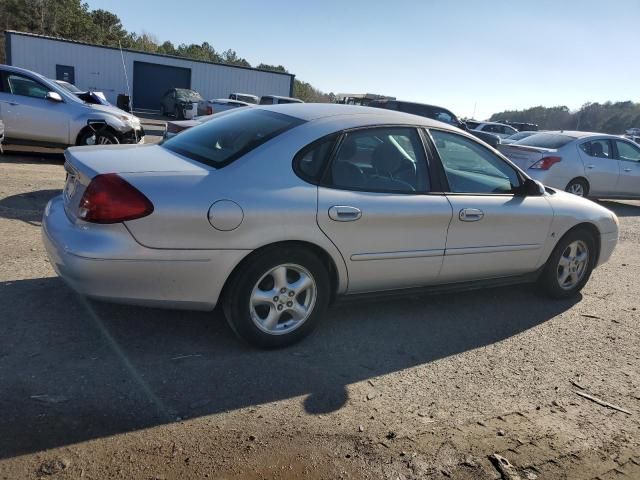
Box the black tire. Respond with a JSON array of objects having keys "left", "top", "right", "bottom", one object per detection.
[
  {"left": 160, "top": 104, "right": 166, "bottom": 116},
  {"left": 537, "top": 228, "right": 596, "bottom": 298},
  {"left": 77, "top": 129, "right": 120, "bottom": 146},
  {"left": 222, "top": 247, "right": 330, "bottom": 349},
  {"left": 565, "top": 178, "right": 589, "bottom": 197},
  {"left": 174, "top": 106, "right": 184, "bottom": 120}
]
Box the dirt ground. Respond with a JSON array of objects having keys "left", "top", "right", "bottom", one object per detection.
[{"left": 0, "top": 144, "right": 639, "bottom": 479}]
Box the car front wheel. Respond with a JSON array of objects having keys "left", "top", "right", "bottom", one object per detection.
[
  {"left": 538, "top": 228, "right": 596, "bottom": 298},
  {"left": 78, "top": 129, "right": 120, "bottom": 146},
  {"left": 222, "top": 247, "right": 330, "bottom": 348}
]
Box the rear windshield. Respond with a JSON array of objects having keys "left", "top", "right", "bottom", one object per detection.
[
  {"left": 162, "top": 108, "right": 304, "bottom": 167},
  {"left": 512, "top": 133, "right": 574, "bottom": 149},
  {"left": 236, "top": 95, "right": 257, "bottom": 104}
]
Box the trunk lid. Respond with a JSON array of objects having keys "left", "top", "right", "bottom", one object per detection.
[
  {"left": 498, "top": 144, "right": 557, "bottom": 170},
  {"left": 63, "top": 144, "right": 210, "bottom": 220}
]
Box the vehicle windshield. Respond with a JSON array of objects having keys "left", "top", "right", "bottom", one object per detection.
[
  {"left": 512, "top": 133, "right": 575, "bottom": 148},
  {"left": 162, "top": 108, "right": 304, "bottom": 167},
  {"left": 236, "top": 94, "right": 257, "bottom": 104},
  {"left": 56, "top": 80, "right": 82, "bottom": 93}
]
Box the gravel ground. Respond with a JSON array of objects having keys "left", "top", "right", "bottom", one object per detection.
[{"left": 0, "top": 147, "right": 639, "bottom": 480}]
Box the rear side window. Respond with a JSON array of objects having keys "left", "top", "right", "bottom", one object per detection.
[
  {"left": 163, "top": 109, "right": 304, "bottom": 168},
  {"left": 323, "top": 127, "right": 429, "bottom": 193},
  {"left": 294, "top": 134, "right": 338, "bottom": 180},
  {"left": 513, "top": 133, "right": 574, "bottom": 149},
  {"left": 580, "top": 140, "right": 612, "bottom": 158}
]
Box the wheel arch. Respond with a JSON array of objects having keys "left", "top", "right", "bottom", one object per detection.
[
  {"left": 566, "top": 176, "right": 590, "bottom": 196},
  {"left": 547, "top": 222, "right": 601, "bottom": 266},
  {"left": 75, "top": 122, "right": 120, "bottom": 145},
  {"left": 220, "top": 240, "right": 344, "bottom": 305}
]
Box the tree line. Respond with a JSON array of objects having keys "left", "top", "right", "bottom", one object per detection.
[
  {"left": 0, "top": 0, "right": 334, "bottom": 102},
  {"left": 489, "top": 101, "right": 640, "bottom": 134}
]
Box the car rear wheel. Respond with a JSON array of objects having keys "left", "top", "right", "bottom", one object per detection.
[
  {"left": 174, "top": 106, "right": 184, "bottom": 120},
  {"left": 538, "top": 228, "right": 596, "bottom": 298},
  {"left": 566, "top": 178, "right": 589, "bottom": 197},
  {"left": 222, "top": 247, "right": 330, "bottom": 348}
]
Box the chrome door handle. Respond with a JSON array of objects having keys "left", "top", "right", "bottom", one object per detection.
[
  {"left": 328, "top": 205, "right": 362, "bottom": 222},
  {"left": 459, "top": 208, "right": 484, "bottom": 222},
  {"left": 623, "top": 167, "right": 632, "bottom": 172}
]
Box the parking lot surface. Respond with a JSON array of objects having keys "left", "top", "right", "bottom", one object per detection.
[{"left": 1, "top": 147, "right": 639, "bottom": 479}]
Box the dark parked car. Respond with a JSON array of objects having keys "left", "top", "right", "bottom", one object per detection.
[
  {"left": 368, "top": 100, "right": 501, "bottom": 148},
  {"left": 160, "top": 88, "right": 203, "bottom": 119}
]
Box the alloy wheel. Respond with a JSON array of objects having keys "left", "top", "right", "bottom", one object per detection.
[
  {"left": 557, "top": 240, "right": 589, "bottom": 290},
  {"left": 567, "top": 183, "right": 585, "bottom": 196},
  {"left": 249, "top": 263, "right": 317, "bottom": 335}
]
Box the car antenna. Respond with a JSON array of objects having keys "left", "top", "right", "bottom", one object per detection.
[{"left": 119, "top": 40, "right": 137, "bottom": 143}]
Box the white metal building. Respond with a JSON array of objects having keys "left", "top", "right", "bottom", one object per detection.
[{"left": 4, "top": 30, "right": 295, "bottom": 112}]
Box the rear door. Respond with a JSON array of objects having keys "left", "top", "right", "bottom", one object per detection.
[
  {"left": 576, "top": 139, "right": 620, "bottom": 196},
  {"left": 313, "top": 126, "right": 453, "bottom": 293},
  {"left": 613, "top": 139, "right": 640, "bottom": 197},
  {"left": 428, "top": 129, "right": 553, "bottom": 283}
]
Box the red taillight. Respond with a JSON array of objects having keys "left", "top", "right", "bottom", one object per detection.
[
  {"left": 529, "top": 156, "right": 562, "bottom": 170},
  {"left": 78, "top": 173, "right": 153, "bottom": 224},
  {"left": 206, "top": 106, "right": 213, "bottom": 115}
]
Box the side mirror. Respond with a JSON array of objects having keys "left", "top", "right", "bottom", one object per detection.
[
  {"left": 45, "top": 91, "right": 63, "bottom": 103},
  {"left": 518, "top": 178, "right": 545, "bottom": 196}
]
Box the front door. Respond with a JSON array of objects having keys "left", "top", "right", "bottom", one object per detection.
[
  {"left": 577, "top": 139, "right": 620, "bottom": 196},
  {"left": 428, "top": 129, "right": 554, "bottom": 283},
  {"left": 0, "top": 71, "right": 69, "bottom": 144},
  {"left": 314, "top": 126, "right": 453, "bottom": 293},
  {"left": 613, "top": 139, "right": 640, "bottom": 197}
]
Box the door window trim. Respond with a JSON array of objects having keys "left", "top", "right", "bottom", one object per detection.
[
  {"left": 292, "top": 124, "right": 446, "bottom": 196},
  {"left": 424, "top": 127, "right": 528, "bottom": 197}
]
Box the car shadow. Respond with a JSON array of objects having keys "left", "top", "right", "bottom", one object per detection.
[
  {"left": 597, "top": 199, "right": 640, "bottom": 217},
  {"left": 0, "top": 189, "right": 61, "bottom": 225},
  {"left": 1, "top": 149, "right": 65, "bottom": 165},
  {"left": 0, "top": 276, "right": 579, "bottom": 459}
]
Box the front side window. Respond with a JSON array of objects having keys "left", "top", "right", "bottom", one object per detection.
[
  {"left": 615, "top": 140, "right": 640, "bottom": 162},
  {"left": 430, "top": 130, "right": 520, "bottom": 194},
  {"left": 5, "top": 73, "right": 50, "bottom": 99},
  {"left": 324, "top": 127, "right": 429, "bottom": 193},
  {"left": 162, "top": 108, "right": 304, "bottom": 167},
  {"left": 580, "top": 140, "right": 612, "bottom": 159}
]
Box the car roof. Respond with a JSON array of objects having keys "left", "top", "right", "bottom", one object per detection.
[
  {"left": 541, "top": 131, "right": 611, "bottom": 139},
  {"left": 255, "top": 103, "right": 448, "bottom": 127}
]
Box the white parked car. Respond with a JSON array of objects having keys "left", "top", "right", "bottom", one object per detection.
[
  {"left": 499, "top": 131, "right": 640, "bottom": 198},
  {"left": 0, "top": 65, "right": 144, "bottom": 146},
  {"left": 473, "top": 122, "right": 519, "bottom": 139}
]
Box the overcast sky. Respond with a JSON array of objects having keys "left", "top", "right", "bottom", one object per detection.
[{"left": 86, "top": 0, "right": 640, "bottom": 119}]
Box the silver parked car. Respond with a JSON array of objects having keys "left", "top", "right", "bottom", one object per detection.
[
  {"left": 0, "top": 65, "right": 144, "bottom": 146},
  {"left": 499, "top": 131, "right": 640, "bottom": 198},
  {"left": 43, "top": 104, "right": 619, "bottom": 348}
]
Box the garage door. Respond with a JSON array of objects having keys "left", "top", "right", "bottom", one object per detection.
[{"left": 132, "top": 61, "right": 191, "bottom": 112}]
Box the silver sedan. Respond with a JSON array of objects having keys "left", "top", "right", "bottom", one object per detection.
[{"left": 43, "top": 104, "right": 619, "bottom": 348}]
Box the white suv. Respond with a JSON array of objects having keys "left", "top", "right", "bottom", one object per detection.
[{"left": 0, "top": 65, "right": 144, "bottom": 147}]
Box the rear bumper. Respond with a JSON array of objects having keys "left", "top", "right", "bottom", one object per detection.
[
  {"left": 42, "top": 195, "right": 249, "bottom": 310},
  {"left": 597, "top": 230, "right": 618, "bottom": 267}
]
